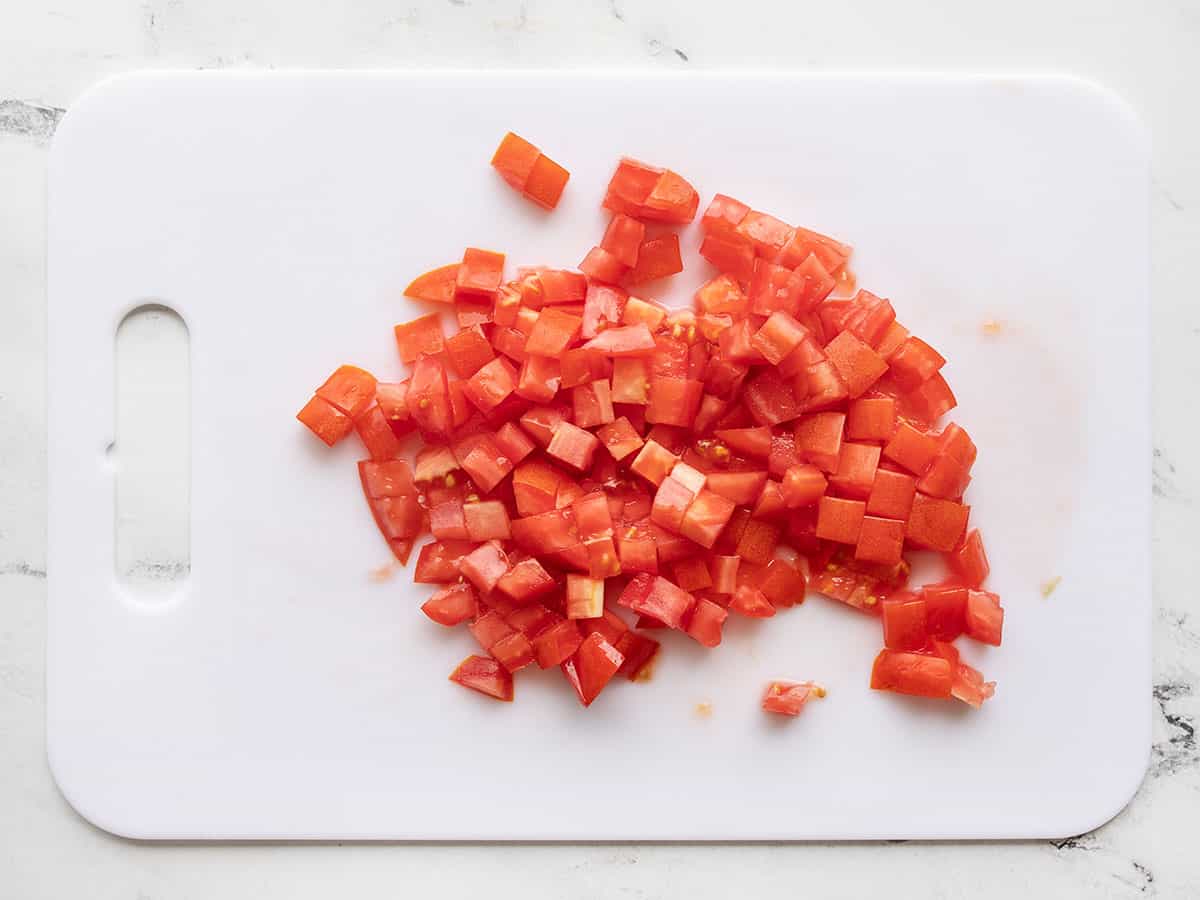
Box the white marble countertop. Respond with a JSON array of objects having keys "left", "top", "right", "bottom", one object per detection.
[{"left": 2, "top": 1, "right": 1197, "bottom": 896}]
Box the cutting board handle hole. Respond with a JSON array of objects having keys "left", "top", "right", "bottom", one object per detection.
[{"left": 114, "top": 304, "right": 191, "bottom": 600}]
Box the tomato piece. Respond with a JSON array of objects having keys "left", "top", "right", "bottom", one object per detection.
[
  {"left": 463, "top": 500, "right": 511, "bottom": 541},
  {"left": 297, "top": 395, "right": 353, "bottom": 446},
  {"left": 870, "top": 649, "right": 952, "bottom": 699},
  {"left": 565, "top": 574, "right": 605, "bottom": 619},
  {"left": 459, "top": 541, "right": 510, "bottom": 593},
  {"left": 816, "top": 496, "right": 866, "bottom": 545},
  {"left": 748, "top": 259, "right": 804, "bottom": 317},
  {"left": 829, "top": 442, "right": 882, "bottom": 499},
  {"left": 581, "top": 323, "right": 656, "bottom": 357},
  {"left": 561, "top": 632, "right": 625, "bottom": 706},
  {"left": 521, "top": 307, "right": 580, "bottom": 357},
  {"left": 407, "top": 355, "right": 451, "bottom": 435},
  {"left": 744, "top": 370, "right": 803, "bottom": 426},
  {"left": 600, "top": 213, "right": 646, "bottom": 267},
  {"left": 865, "top": 467, "right": 918, "bottom": 520},
  {"left": 794, "top": 411, "right": 846, "bottom": 472},
  {"left": 617, "top": 529, "right": 658, "bottom": 574},
  {"left": 679, "top": 488, "right": 736, "bottom": 549},
  {"left": 684, "top": 598, "right": 728, "bottom": 647},
  {"left": 429, "top": 496, "right": 469, "bottom": 540},
  {"left": 580, "top": 245, "right": 628, "bottom": 284},
  {"left": 625, "top": 234, "right": 683, "bottom": 285},
  {"left": 580, "top": 283, "right": 628, "bottom": 340},
  {"left": 845, "top": 397, "right": 896, "bottom": 442},
  {"left": 461, "top": 357, "right": 516, "bottom": 414},
  {"left": 708, "top": 555, "right": 740, "bottom": 596},
  {"left": 530, "top": 619, "right": 582, "bottom": 669},
  {"left": 375, "top": 381, "right": 413, "bottom": 436},
  {"left": 422, "top": 583, "right": 479, "bottom": 626},
  {"left": 669, "top": 556, "right": 711, "bottom": 593},
  {"left": 906, "top": 493, "right": 969, "bottom": 551},
  {"left": 965, "top": 590, "right": 1004, "bottom": 645},
  {"left": 756, "top": 557, "right": 808, "bottom": 608},
  {"left": 413, "top": 540, "right": 475, "bottom": 584},
  {"left": 917, "top": 452, "right": 972, "bottom": 499},
  {"left": 729, "top": 583, "right": 775, "bottom": 618},
  {"left": 621, "top": 574, "right": 697, "bottom": 630},
  {"left": 643, "top": 169, "right": 700, "bottom": 223},
  {"left": 449, "top": 654, "right": 513, "bottom": 702},
  {"left": 695, "top": 273, "right": 747, "bottom": 316},
  {"left": 879, "top": 593, "right": 927, "bottom": 650},
  {"left": 855, "top": 515, "right": 905, "bottom": 564},
  {"left": 736, "top": 210, "right": 793, "bottom": 258},
  {"left": 699, "top": 232, "right": 756, "bottom": 285},
  {"left": 577, "top": 608, "right": 631, "bottom": 647},
  {"left": 922, "top": 583, "right": 968, "bottom": 640},
  {"left": 898, "top": 373, "right": 957, "bottom": 426},
  {"left": 882, "top": 421, "right": 939, "bottom": 475},
  {"left": 775, "top": 225, "right": 852, "bottom": 274},
  {"left": 404, "top": 263, "right": 460, "bottom": 304},
  {"left": 594, "top": 416, "right": 644, "bottom": 462},
  {"left": 889, "top": 336, "right": 945, "bottom": 391},
  {"left": 571, "top": 379, "right": 615, "bottom": 429},
  {"left": 697, "top": 471, "right": 762, "bottom": 508},
  {"left": 645, "top": 377, "right": 703, "bottom": 427},
  {"left": 457, "top": 434, "right": 515, "bottom": 493},
  {"left": 505, "top": 603, "right": 558, "bottom": 637},
  {"left": 800, "top": 360, "right": 850, "bottom": 411},
  {"left": 453, "top": 248, "right": 505, "bottom": 299},
  {"left": 314, "top": 365, "right": 377, "bottom": 418},
  {"left": 781, "top": 464, "right": 828, "bottom": 508},
  {"left": 439, "top": 326, "right": 493, "bottom": 379},
  {"left": 602, "top": 157, "right": 661, "bottom": 214},
  {"left": 490, "top": 131, "right": 540, "bottom": 190},
  {"left": 392, "top": 314, "right": 445, "bottom": 366},
  {"left": 523, "top": 153, "right": 570, "bottom": 210},
  {"left": 751, "top": 311, "right": 809, "bottom": 365},
  {"left": 543, "top": 421, "right": 600, "bottom": 472},
  {"left": 491, "top": 422, "right": 535, "bottom": 468},
  {"left": 824, "top": 331, "right": 888, "bottom": 399},
  {"left": 358, "top": 459, "right": 416, "bottom": 499},
  {"left": 948, "top": 529, "right": 990, "bottom": 589},
  {"left": 557, "top": 348, "right": 609, "bottom": 390},
  {"left": 762, "top": 681, "right": 824, "bottom": 716},
  {"left": 789, "top": 253, "right": 838, "bottom": 313},
  {"left": 736, "top": 518, "right": 780, "bottom": 566},
  {"left": 511, "top": 354, "right": 560, "bottom": 405},
  {"left": 712, "top": 426, "right": 769, "bottom": 459},
  {"left": 650, "top": 475, "right": 696, "bottom": 533},
  {"left": 352, "top": 405, "right": 401, "bottom": 461},
  {"left": 516, "top": 404, "right": 568, "bottom": 448},
  {"left": 493, "top": 557, "right": 555, "bottom": 605},
  {"left": 701, "top": 194, "right": 751, "bottom": 236}
]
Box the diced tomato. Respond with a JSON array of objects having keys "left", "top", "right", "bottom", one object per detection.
[
  {"left": 580, "top": 245, "right": 628, "bottom": 284},
  {"left": 699, "top": 232, "right": 756, "bottom": 285},
  {"left": 736, "top": 210, "right": 793, "bottom": 259},
  {"left": 695, "top": 273, "right": 748, "bottom": 316},
  {"left": 730, "top": 583, "right": 775, "bottom": 618},
  {"left": 761, "top": 681, "right": 824, "bottom": 716},
  {"left": 949, "top": 529, "right": 990, "bottom": 588},
  {"left": 625, "top": 234, "right": 684, "bottom": 286},
  {"left": 704, "top": 471, "right": 768, "bottom": 507},
  {"left": 685, "top": 598, "right": 728, "bottom": 647},
  {"left": 899, "top": 373, "right": 957, "bottom": 425},
  {"left": 816, "top": 496, "right": 866, "bottom": 545},
  {"left": 889, "top": 336, "right": 945, "bottom": 391},
  {"left": 768, "top": 430, "right": 800, "bottom": 478},
  {"left": 600, "top": 213, "right": 646, "bottom": 267},
  {"left": 965, "top": 590, "right": 1004, "bottom": 645},
  {"left": 735, "top": 518, "right": 780, "bottom": 566},
  {"left": 405, "top": 263, "right": 459, "bottom": 304},
  {"left": 775, "top": 225, "right": 852, "bottom": 274},
  {"left": 866, "top": 468, "right": 918, "bottom": 520},
  {"left": 845, "top": 397, "right": 896, "bottom": 442},
  {"left": 882, "top": 421, "right": 939, "bottom": 475},
  {"left": 495, "top": 557, "right": 556, "bottom": 604},
  {"left": 524, "top": 154, "right": 571, "bottom": 210},
  {"left": 511, "top": 508, "right": 578, "bottom": 554},
  {"left": 531, "top": 619, "right": 583, "bottom": 669},
  {"left": 565, "top": 574, "right": 605, "bottom": 619},
  {"left": 701, "top": 194, "right": 751, "bottom": 235},
  {"left": 449, "top": 654, "right": 513, "bottom": 701},
  {"left": 750, "top": 480, "right": 786, "bottom": 519},
  {"left": 413, "top": 540, "right": 475, "bottom": 583},
  {"left": 751, "top": 311, "right": 808, "bottom": 365},
  {"left": 493, "top": 421, "right": 536, "bottom": 467},
  {"left": 297, "top": 395, "right": 353, "bottom": 445},
  {"left": 678, "top": 488, "right": 736, "bottom": 548},
  {"left": 645, "top": 377, "right": 703, "bottom": 427},
  {"left": 794, "top": 411, "right": 846, "bottom": 472},
  {"left": 618, "top": 574, "right": 696, "bottom": 630},
  {"left": 524, "top": 308, "right": 582, "bottom": 357},
  {"left": 545, "top": 421, "right": 600, "bottom": 472},
  {"left": 672, "top": 556, "right": 712, "bottom": 593},
  {"left": 394, "top": 314, "right": 446, "bottom": 365},
  {"left": 824, "top": 331, "right": 888, "bottom": 398},
  {"left": 906, "top": 493, "right": 969, "bottom": 552},
  {"left": 407, "top": 355, "right": 451, "bottom": 435},
  {"left": 922, "top": 583, "right": 968, "bottom": 640},
  {"left": 463, "top": 500, "right": 512, "bottom": 541},
  {"left": 855, "top": 515, "right": 905, "bottom": 565},
  {"left": 512, "top": 459, "right": 566, "bottom": 515},
  {"left": 596, "top": 416, "right": 645, "bottom": 461},
  {"left": 353, "top": 405, "right": 402, "bottom": 461},
  {"left": 490, "top": 131, "right": 541, "bottom": 190},
  {"left": 573, "top": 379, "right": 616, "bottom": 429},
  {"left": 561, "top": 633, "right": 625, "bottom": 706},
  {"left": 744, "top": 370, "right": 803, "bottom": 426},
  {"left": 315, "top": 365, "right": 377, "bottom": 418},
  {"left": 458, "top": 434, "right": 515, "bottom": 493},
  {"left": 917, "top": 452, "right": 972, "bottom": 499},
  {"left": 830, "top": 442, "right": 882, "bottom": 499},
  {"left": 582, "top": 323, "right": 657, "bottom": 357},
  {"left": 421, "top": 583, "right": 478, "bottom": 626},
  {"left": 580, "top": 283, "right": 628, "bottom": 340},
  {"left": 459, "top": 541, "right": 510, "bottom": 593},
  {"left": 870, "top": 649, "right": 952, "bottom": 699},
  {"left": 781, "top": 464, "right": 827, "bottom": 508}
]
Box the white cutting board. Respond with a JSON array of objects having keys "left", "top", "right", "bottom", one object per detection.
[{"left": 46, "top": 71, "right": 1150, "bottom": 840}]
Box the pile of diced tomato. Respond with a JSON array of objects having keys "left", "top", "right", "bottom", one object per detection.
[{"left": 296, "top": 133, "right": 1001, "bottom": 714}]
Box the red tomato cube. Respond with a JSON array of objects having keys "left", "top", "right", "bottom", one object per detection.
[
  {"left": 866, "top": 468, "right": 918, "bottom": 520},
  {"left": 532, "top": 619, "right": 584, "bottom": 669},
  {"left": 855, "top": 515, "right": 905, "bottom": 564},
  {"left": 883, "top": 421, "right": 939, "bottom": 475},
  {"left": 421, "top": 583, "right": 479, "bottom": 627},
  {"left": 965, "top": 590, "right": 1004, "bottom": 646},
  {"left": 949, "top": 529, "right": 990, "bottom": 589},
  {"left": 906, "top": 493, "right": 969, "bottom": 551},
  {"left": 761, "top": 681, "right": 824, "bottom": 716},
  {"left": 561, "top": 633, "right": 625, "bottom": 706},
  {"left": 545, "top": 421, "right": 600, "bottom": 472},
  {"left": 870, "top": 649, "right": 952, "bottom": 698},
  {"left": 459, "top": 541, "right": 511, "bottom": 593},
  {"left": 449, "top": 655, "right": 513, "bottom": 701},
  {"left": 781, "top": 464, "right": 828, "bottom": 508},
  {"left": 816, "top": 496, "right": 867, "bottom": 545},
  {"left": 566, "top": 574, "right": 605, "bottom": 619},
  {"left": 922, "top": 583, "right": 968, "bottom": 640},
  {"left": 684, "top": 598, "right": 728, "bottom": 647},
  {"left": 824, "top": 331, "right": 888, "bottom": 398},
  {"left": 463, "top": 500, "right": 512, "bottom": 541},
  {"left": 297, "top": 395, "right": 353, "bottom": 446},
  {"left": 794, "top": 412, "right": 846, "bottom": 472},
  {"left": 679, "top": 488, "right": 736, "bottom": 549},
  {"left": 496, "top": 557, "right": 556, "bottom": 604},
  {"left": 617, "top": 574, "right": 696, "bottom": 630},
  {"left": 573, "top": 379, "right": 616, "bottom": 428},
  {"left": 596, "top": 416, "right": 645, "bottom": 461},
  {"left": 830, "top": 442, "right": 882, "bottom": 499},
  {"left": 845, "top": 397, "right": 897, "bottom": 442}
]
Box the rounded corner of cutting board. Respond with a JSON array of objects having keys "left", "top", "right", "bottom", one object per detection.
[{"left": 45, "top": 741, "right": 150, "bottom": 841}]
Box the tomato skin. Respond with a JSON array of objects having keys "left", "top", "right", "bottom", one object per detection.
[
  {"left": 449, "top": 654, "right": 514, "bottom": 701},
  {"left": 490, "top": 132, "right": 540, "bottom": 190},
  {"left": 855, "top": 517, "right": 906, "bottom": 565},
  {"left": 405, "top": 263, "right": 460, "bottom": 304},
  {"left": 422, "top": 583, "right": 479, "bottom": 626},
  {"left": 882, "top": 421, "right": 938, "bottom": 475},
  {"left": 816, "top": 496, "right": 866, "bottom": 545},
  {"left": 870, "top": 649, "right": 952, "bottom": 699},
  {"left": 297, "top": 395, "right": 353, "bottom": 446}
]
